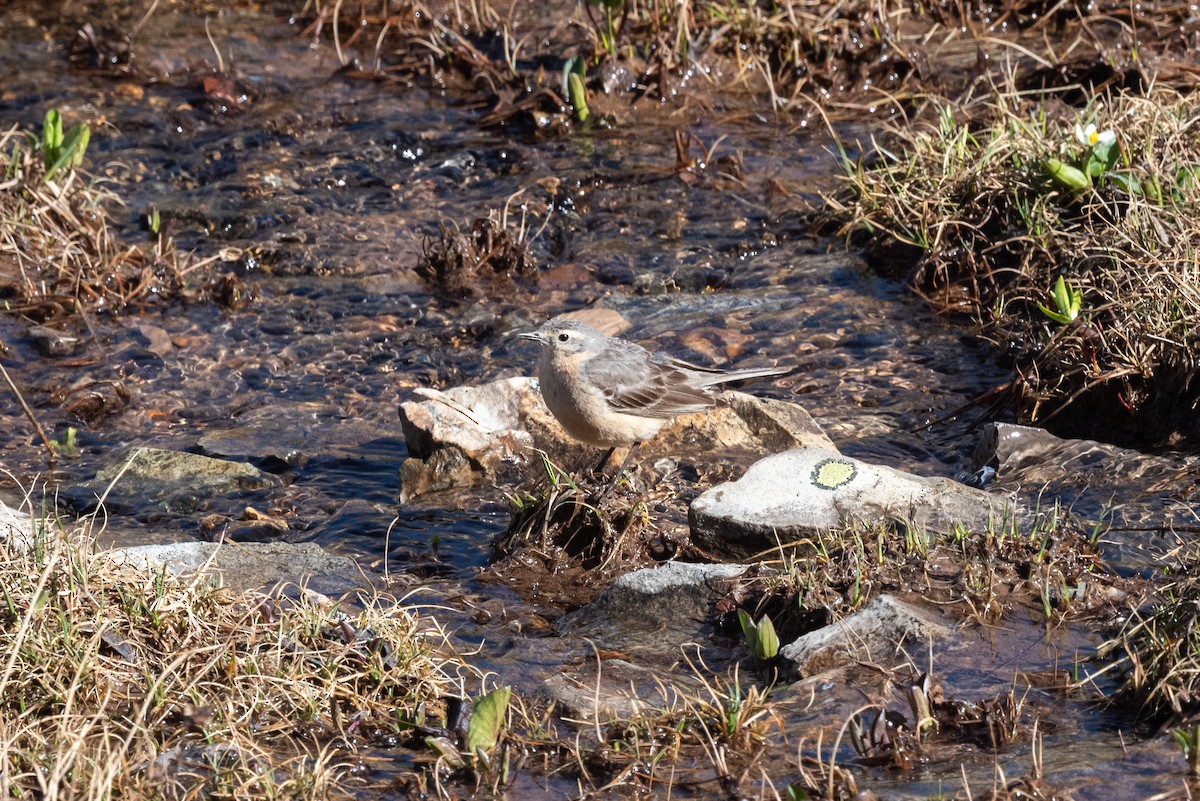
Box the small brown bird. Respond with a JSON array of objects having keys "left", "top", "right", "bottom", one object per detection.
[{"left": 518, "top": 319, "right": 787, "bottom": 478}]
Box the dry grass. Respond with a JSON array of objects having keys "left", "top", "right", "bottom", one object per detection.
[
  {"left": 0, "top": 124, "right": 236, "bottom": 320},
  {"left": 0, "top": 498, "right": 472, "bottom": 799},
  {"left": 289, "top": 0, "right": 1200, "bottom": 124},
  {"left": 1097, "top": 541, "right": 1200, "bottom": 727},
  {"left": 826, "top": 85, "right": 1200, "bottom": 443}
]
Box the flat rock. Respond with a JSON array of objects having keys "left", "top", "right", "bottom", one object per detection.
[
  {"left": 398, "top": 375, "right": 832, "bottom": 503},
  {"left": 559, "top": 561, "right": 748, "bottom": 653},
  {"left": 689, "top": 447, "right": 1020, "bottom": 560},
  {"left": 541, "top": 659, "right": 693, "bottom": 722},
  {"left": 780, "top": 595, "right": 951, "bottom": 679},
  {"left": 106, "top": 540, "right": 362, "bottom": 595},
  {"left": 62, "top": 446, "right": 282, "bottom": 515}
]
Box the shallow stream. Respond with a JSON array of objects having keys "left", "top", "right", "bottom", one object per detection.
[{"left": 1, "top": 2, "right": 1197, "bottom": 797}]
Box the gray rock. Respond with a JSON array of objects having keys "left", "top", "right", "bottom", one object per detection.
[
  {"left": 106, "top": 540, "right": 362, "bottom": 595},
  {"left": 398, "top": 377, "right": 546, "bottom": 503},
  {"left": 780, "top": 595, "right": 951, "bottom": 679},
  {"left": 398, "top": 376, "right": 832, "bottom": 503},
  {"left": 560, "top": 561, "right": 748, "bottom": 652},
  {"left": 541, "top": 659, "right": 689, "bottom": 722},
  {"left": 0, "top": 499, "right": 32, "bottom": 550},
  {"left": 61, "top": 446, "right": 283, "bottom": 516},
  {"left": 26, "top": 324, "right": 82, "bottom": 357},
  {"left": 97, "top": 446, "right": 279, "bottom": 493},
  {"left": 690, "top": 447, "right": 1020, "bottom": 560}
]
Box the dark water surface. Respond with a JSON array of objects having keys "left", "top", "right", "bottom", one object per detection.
[{"left": 1, "top": 2, "right": 1195, "bottom": 798}]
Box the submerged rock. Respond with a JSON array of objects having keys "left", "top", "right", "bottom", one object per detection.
[
  {"left": 780, "top": 594, "right": 951, "bottom": 679},
  {"left": 976, "top": 421, "right": 1191, "bottom": 487},
  {"left": 559, "top": 561, "right": 748, "bottom": 653},
  {"left": 106, "top": 540, "right": 361, "bottom": 595},
  {"left": 197, "top": 405, "right": 389, "bottom": 466},
  {"left": 541, "top": 658, "right": 695, "bottom": 722},
  {"left": 398, "top": 375, "right": 832, "bottom": 503},
  {"left": 689, "top": 448, "right": 1020, "bottom": 560},
  {"left": 62, "top": 446, "right": 282, "bottom": 516}
]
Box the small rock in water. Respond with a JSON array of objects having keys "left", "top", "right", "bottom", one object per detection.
[
  {"left": 559, "top": 561, "right": 750, "bottom": 653},
  {"left": 780, "top": 594, "right": 952, "bottom": 678},
  {"left": 26, "top": 325, "right": 82, "bottom": 357}
]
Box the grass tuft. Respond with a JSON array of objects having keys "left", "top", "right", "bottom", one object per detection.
[
  {"left": 825, "top": 86, "right": 1200, "bottom": 443},
  {"left": 0, "top": 119, "right": 237, "bottom": 320},
  {"left": 0, "top": 499, "right": 472, "bottom": 799}
]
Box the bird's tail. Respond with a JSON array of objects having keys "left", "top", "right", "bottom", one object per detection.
[{"left": 690, "top": 364, "right": 790, "bottom": 387}]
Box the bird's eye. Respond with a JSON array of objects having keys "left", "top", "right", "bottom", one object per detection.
[{"left": 557, "top": 333, "right": 570, "bottom": 342}]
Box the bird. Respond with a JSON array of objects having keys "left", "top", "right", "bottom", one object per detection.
[{"left": 517, "top": 318, "right": 787, "bottom": 485}]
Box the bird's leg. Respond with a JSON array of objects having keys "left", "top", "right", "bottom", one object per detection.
[
  {"left": 591, "top": 442, "right": 641, "bottom": 502},
  {"left": 591, "top": 446, "right": 617, "bottom": 476}
]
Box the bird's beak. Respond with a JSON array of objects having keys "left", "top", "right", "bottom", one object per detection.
[{"left": 517, "top": 331, "right": 546, "bottom": 344}]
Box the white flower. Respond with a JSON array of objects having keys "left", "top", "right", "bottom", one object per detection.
[{"left": 1075, "top": 123, "right": 1116, "bottom": 148}]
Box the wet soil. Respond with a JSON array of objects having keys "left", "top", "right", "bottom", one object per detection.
[{"left": 1, "top": 1, "right": 1197, "bottom": 798}]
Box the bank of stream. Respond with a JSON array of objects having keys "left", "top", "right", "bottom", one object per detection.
[{"left": 1, "top": 1, "right": 1198, "bottom": 798}]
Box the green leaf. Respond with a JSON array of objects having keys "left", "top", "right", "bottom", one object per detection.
[
  {"left": 786, "top": 785, "right": 811, "bottom": 801},
  {"left": 754, "top": 613, "right": 779, "bottom": 660},
  {"left": 1087, "top": 138, "right": 1117, "bottom": 176},
  {"left": 1104, "top": 171, "right": 1141, "bottom": 194},
  {"left": 738, "top": 609, "right": 778, "bottom": 660},
  {"left": 1038, "top": 275, "right": 1081, "bottom": 325},
  {"left": 1044, "top": 158, "right": 1089, "bottom": 192},
  {"left": 567, "top": 72, "right": 590, "bottom": 123},
  {"left": 1175, "top": 165, "right": 1200, "bottom": 191},
  {"left": 45, "top": 123, "right": 90, "bottom": 179},
  {"left": 63, "top": 123, "right": 90, "bottom": 168},
  {"left": 1141, "top": 176, "right": 1163, "bottom": 204},
  {"left": 737, "top": 609, "right": 757, "bottom": 648},
  {"left": 43, "top": 109, "right": 63, "bottom": 159},
  {"left": 466, "top": 686, "right": 510, "bottom": 756}
]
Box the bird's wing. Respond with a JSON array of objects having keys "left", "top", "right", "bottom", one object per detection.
[{"left": 582, "top": 345, "right": 715, "bottom": 419}]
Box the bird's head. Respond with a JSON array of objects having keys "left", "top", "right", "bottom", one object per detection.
[{"left": 517, "top": 319, "right": 603, "bottom": 359}]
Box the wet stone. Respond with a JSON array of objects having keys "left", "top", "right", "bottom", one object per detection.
[
  {"left": 559, "top": 561, "right": 749, "bottom": 653},
  {"left": 689, "top": 447, "right": 1022, "bottom": 561},
  {"left": 60, "top": 446, "right": 282, "bottom": 516},
  {"left": 197, "top": 406, "right": 390, "bottom": 467},
  {"left": 25, "top": 325, "right": 82, "bottom": 357},
  {"left": 780, "top": 594, "right": 953, "bottom": 679},
  {"left": 303, "top": 498, "right": 394, "bottom": 544},
  {"left": 106, "top": 540, "right": 361, "bottom": 595},
  {"left": 541, "top": 658, "right": 698, "bottom": 723},
  {"left": 398, "top": 374, "right": 831, "bottom": 504}
]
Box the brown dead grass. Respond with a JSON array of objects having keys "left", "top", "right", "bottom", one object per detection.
[
  {"left": 0, "top": 499, "right": 471, "bottom": 799},
  {"left": 824, "top": 85, "right": 1200, "bottom": 444},
  {"left": 1098, "top": 539, "right": 1200, "bottom": 728},
  {"left": 0, "top": 124, "right": 239, "bottom": 320}
]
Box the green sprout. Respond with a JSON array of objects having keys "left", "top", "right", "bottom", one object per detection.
[
  {"left": 1037, "top": 275, "right": 1083, "bottom": 325},
  {"left": 737, "top": 609, "right": 779, "bottom": 661},
  {"left": 585, "top": 0, "right": 626, "bottom": 56},
  {"left": 562, "top": 57, "right": 590, "bottom": 123},
  {"left": 50, "top": 426, "right": 78, "bottom": 457},
  {"left": 41, "top": 109, "right": 91, "bottom": 181},
  {"left": 1173, "top": 722, "right": 1200, "bottom": 776}
]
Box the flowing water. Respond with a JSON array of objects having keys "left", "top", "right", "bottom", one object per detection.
[{"left": 1, "top": 2, "right": 1197, "bottom": 797}]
